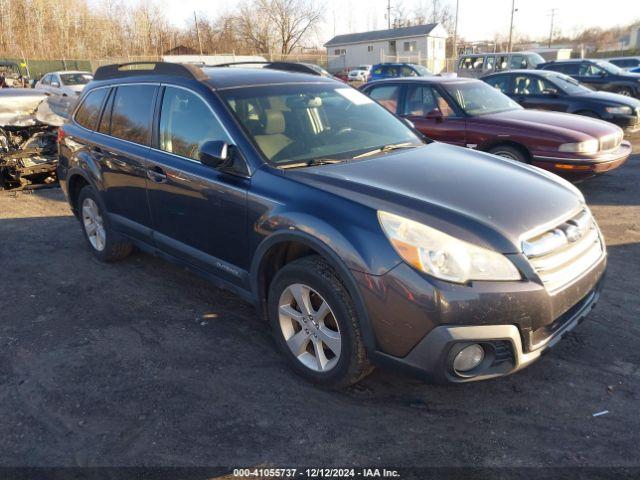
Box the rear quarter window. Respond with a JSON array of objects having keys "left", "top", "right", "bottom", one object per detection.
[{"left": 75, "top": 88, "right": 108, "bottom": 130}]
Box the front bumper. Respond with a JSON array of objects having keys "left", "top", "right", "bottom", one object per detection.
[
  {"left": 396, "top": 280, "right": 602, "bottom": 382},
  {"left": 356, "top": 250, "right": 606, "bottom": 383},
  {"left": 531, "top": 140, "right": 632, "bottom": 179}
]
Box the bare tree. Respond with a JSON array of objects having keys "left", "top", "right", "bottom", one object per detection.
[{"left": 262, "top": 0, "right": 322, "bottom": 54}]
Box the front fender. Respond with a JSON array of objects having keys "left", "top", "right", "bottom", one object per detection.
[{"left": 250, "top": 228, "right": 382, "bottom": 351}]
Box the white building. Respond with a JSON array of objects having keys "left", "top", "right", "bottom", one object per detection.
[{"left": 324, "top": 23, "right": 448, "bottom": 73}]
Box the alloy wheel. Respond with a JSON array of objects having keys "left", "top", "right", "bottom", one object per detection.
[
  {"left": 82, "top": 197, "right": 106, "bottom": 251},
  {"left": 278, "top": 283, "right": 341, "bottom": 372}
]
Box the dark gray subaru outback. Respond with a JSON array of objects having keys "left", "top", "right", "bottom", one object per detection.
[{"left": 57, "top": 62, "right": 606, "bottom": 387}]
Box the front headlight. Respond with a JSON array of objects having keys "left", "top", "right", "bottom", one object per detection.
[
  {"left": 378, "top": 211, "right": 521, "bottom": 283},
  {"left": 558, "top": 139, "right": 599, "bottom": 154},
  {"left": 606, "top": 106, "right": 633, "bottom": 114}
]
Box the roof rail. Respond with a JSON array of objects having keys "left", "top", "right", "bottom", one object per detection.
[
  {"left": 93, "top": 62, "right": 207, "bottom": 81},
  {"left": 209, "top": 61, "right": 322, "bottom": 76}
]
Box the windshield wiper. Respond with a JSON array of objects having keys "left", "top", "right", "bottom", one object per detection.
[
  {"left": 353, "top": 142, "right": 419, "bottom": 159},
  {"left": 279, "top": 158, "right": 346, "bottom": 169}
]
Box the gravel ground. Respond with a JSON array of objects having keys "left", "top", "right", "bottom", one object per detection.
[{"left": 0, "top": 135, "right": 639, "bottom": 470}]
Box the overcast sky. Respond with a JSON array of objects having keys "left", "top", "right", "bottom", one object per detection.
[{"left": 158, "top": 0, "right": 639, "bottom": 44}]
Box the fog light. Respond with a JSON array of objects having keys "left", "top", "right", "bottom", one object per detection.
[{"left": 453, "top": 344, "right": 485, "bottom": 373}]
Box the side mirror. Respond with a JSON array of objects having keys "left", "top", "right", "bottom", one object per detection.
[
  {"left": 543, "top": 88, "right": 559, "bottom": 97},
  {"left": 425, "top": 109, "right": 444, "bottom": 121},
  {"left": 51, "top": 81, "right": 60, "bottom": 88},
  {"left": 599, "top": 70, "right": 607, "bottom": 77},
  {"left": 200, "top": 141, "right": 232, "bottom": 169}
]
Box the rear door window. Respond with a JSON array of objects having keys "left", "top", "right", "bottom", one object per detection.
[
  {"left": 495, "top": 55, "right": 508, "bottom": 71},
  {"left": 109, "top": 85, "right": 157, "bottom": 145},
  {"left": 368, "top": 84, "right": 402, "bottom": 113},
  {"left": 75, "top": 88, "right": 108, "bottom": 131},
  {"left": 473, "top": 56, "right": 485, "bottom": 72},
  {"left": 484, "top": 56, "right": 495, "bottom": 71}
]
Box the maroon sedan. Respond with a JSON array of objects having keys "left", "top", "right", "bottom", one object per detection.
[{"left": 361, "top": 76, "right": 632, "bottom": 179}]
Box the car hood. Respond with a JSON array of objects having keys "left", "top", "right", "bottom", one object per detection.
[
  {"left": 477, "top": 108, "right": 621, "bottom": 139},
  {"left": 0, "top": 89, "right": 72, "bottom": 127},
  {"left": 285, "top": 143, "right": 584, "bottom": 253},
  {"left": 64, "top": 84, "right": 86, "bottom": 94},
  {"left": 621, "top": 72, "right": 640, "bottom": 79},
  {"left": 579, "top": 90, "right": 640, "bottom": 107}
]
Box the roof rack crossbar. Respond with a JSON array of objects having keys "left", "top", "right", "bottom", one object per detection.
[{"left": 94, "top": 62, "right": 207, "bottom": 81}]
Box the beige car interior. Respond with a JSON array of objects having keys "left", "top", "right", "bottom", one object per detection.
[{"left": 253, "top": 109, "right": 293, "bottom": 159}]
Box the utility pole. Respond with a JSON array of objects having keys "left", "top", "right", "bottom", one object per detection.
[
  {"left": 194, "top": 11, "right": 203, "bottom": 56},
  {"left": 507, "top": 0, "right": 516, "bottom": 53},
  {"left": 548, "top": 8, "right": 558, "bottom": 48},
  {"left": 452, "top": 0, "right": 459, "bottom": 59},
  {"left": 387, "top": 0, "right": 391, "bottom": 29}
]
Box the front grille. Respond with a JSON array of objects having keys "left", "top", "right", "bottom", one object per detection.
[
  {"left": 600, "top": 131, "right": 623, "bottom": 151},
  {"left": 522, "top": 210, "right": 605, "bottom": 293}
]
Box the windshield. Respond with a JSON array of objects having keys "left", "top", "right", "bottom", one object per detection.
[
  {"left": 442, "top": 81, "right": 522, "bottom": 116},
  {"left": 413, "top": 65, "right": 432, "bottom": 76},
  {"left": 596, "top": 61, "right": 623, "bottom": 75},
  {"left": 548, "top": 73, "right": 592, "bottom": 94},
  {"left": 221, "top": 84, "right": 422, "bottom": 165},
  {"left": 527, "top": 52, "right": 546, "bottom": 67},
  {"left": 60, "top": 73, "right": 93, "bottom": 85}
]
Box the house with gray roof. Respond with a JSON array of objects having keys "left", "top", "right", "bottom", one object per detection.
[{"left": 324, "top": 23, "right": 448, "bottom": 73}]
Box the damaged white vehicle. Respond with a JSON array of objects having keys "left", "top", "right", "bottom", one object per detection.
[{"left": 0, "top": 89, "right": 72, "bottom": 190}]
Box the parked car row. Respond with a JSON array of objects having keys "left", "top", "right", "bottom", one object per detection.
[
  {"left": 57, "top": 61, "right": 610, "bottom": 388},
  {"left": 361, "top": 75, "right": 632, "bottom": 180}
]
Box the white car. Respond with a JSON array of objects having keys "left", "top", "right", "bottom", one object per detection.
[
  {"left": 35, "top": 71, "right": 93, "bottom": 97},
  {"left": 348, "top": 69, "right": 369, "bottom": 82}
]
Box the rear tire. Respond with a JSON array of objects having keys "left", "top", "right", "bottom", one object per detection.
[
  {"left": 268, "top": 256, "right": 372, "bottom": 388},
  {"left": 77, "top": 185, "right": 133, "bottom": 262},
  {"left": 488, "top": 145, "right": 528, "bottom": 163}
]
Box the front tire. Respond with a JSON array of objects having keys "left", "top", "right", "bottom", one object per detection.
[
  {"left": 77, "top": 185, "right": 133, "bottom": 262},
  {"left": 488, "top": 145, "right": 528, "bottom": 163},
  {"left": 576, "top": 110, "right": 600, "bottom": 118},
  {"left": 615, "top": 87, "right": 633, "bottom": 97},
  {"left": 268, "top": 256, "right": 372, "bottom": 388}
]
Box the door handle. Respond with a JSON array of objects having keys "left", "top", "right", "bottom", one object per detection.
[
  {"left": 92, "top": 146, "right": 103, "bottom": 154},
  {"left": 147, "top": 165, "right": 167, "bottom": 183}
]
